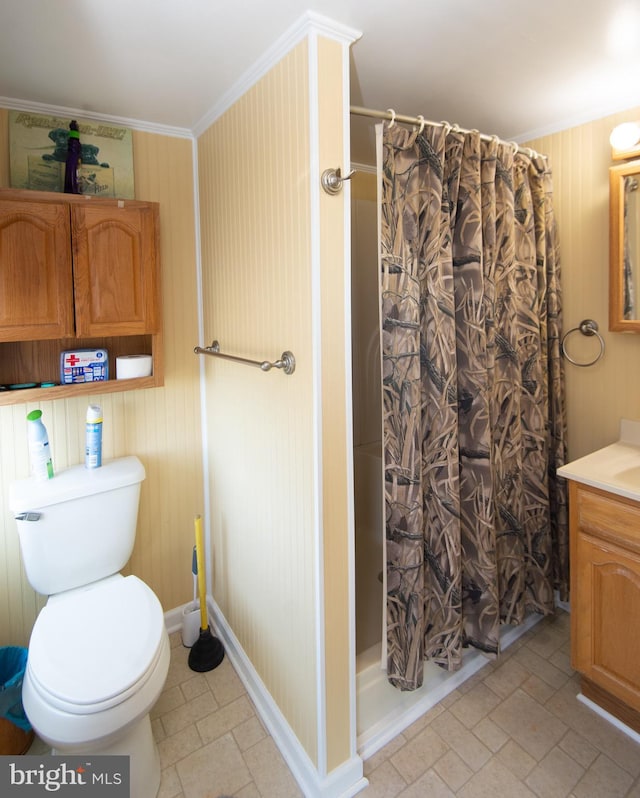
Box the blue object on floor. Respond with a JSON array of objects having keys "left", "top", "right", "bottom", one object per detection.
[{"left": 0, "top": 647, "right": 31, "bottom": 731}]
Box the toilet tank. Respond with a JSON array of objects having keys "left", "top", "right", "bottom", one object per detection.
[{"left": 9, "top": 456, "right": 145, "bottom": 596}]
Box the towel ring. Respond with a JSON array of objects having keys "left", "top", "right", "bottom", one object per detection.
[{"left": 561, "top": 319, "right": 605, "bottom": 367}]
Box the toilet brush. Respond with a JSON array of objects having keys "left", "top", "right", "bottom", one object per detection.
[
  {"left": 181, "top": 546, "right": 201, "bottom": 647},
  {"left": 188, "top": 514, "right": 224, "bottom": 672}
]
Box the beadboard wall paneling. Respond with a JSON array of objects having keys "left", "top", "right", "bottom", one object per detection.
[
  {"left": 0, "top": 118, "right": 203, "bottom": 645},
  {"left": 316, "top": 34, "right": 352, "bottom": 772},
  {"left": 125, "top": 131, "right": 204, "bottom": 604},
  {"left": 524, "top": 105, "right": 640, "bottom": 460},
  {"left": 197, "top": 41, "right": 319, "bottom": 763}
]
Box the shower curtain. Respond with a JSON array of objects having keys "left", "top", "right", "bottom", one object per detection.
[{"left": 379, "top": 121, "right": 568, "bottom": 691}]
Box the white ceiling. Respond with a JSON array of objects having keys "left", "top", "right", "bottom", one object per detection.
[{"left": 1, "top": 0, "right": 640, "bottom": 164}]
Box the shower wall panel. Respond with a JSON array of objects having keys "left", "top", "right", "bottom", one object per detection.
[
  {"left": 351, "top": 172, "right": 384, "bottom": 655},
  {"left": 351, "top": 187, "right": 381, "bottom": 450}
]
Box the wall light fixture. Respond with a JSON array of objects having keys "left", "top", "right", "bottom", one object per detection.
[{"left": 610, "top": 122, "right": 640, "bottom": 160}]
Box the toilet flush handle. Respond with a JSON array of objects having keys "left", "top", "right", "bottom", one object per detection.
[{"left": 14, "top": 512, "right": 41, "bottom": 521}]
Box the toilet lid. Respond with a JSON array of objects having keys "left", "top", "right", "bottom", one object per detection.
[{"left": 28, "top": 575, "right": 165, "bottom": 710}]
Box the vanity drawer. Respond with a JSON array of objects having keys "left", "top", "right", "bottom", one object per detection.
[{"left": 576, "top": 485, "right": 640, "bottom": 554}]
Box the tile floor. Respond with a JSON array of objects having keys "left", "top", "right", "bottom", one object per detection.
[
  {"left": 29, "top": 611, "right": 640, "bottom": 797},
  {"left": 359, "top": 611, "right": 640, "bottom": 798}
]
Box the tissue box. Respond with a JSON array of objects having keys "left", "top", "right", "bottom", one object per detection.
[{"left": 60, "top": 349, "right": 109, "bottom": 384}]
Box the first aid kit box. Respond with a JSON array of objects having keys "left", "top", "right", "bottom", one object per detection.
[{"left": 60, "top": 349, "right": 109, "bottom": 384}]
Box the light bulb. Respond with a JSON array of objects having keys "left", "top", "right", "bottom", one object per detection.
[{"left": 610, "top": 122, "right": 640, "bottom": 151}]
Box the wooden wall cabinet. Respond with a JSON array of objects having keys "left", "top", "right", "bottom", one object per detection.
[
  {"left": 0, "top": 196, "right": 74, "bottom": 341},
  {"left": 0, "top": 188, "right": 163, "bottom": 405},
  {"left": 570, "top": 481, "right": 640, "bottom": 731}
]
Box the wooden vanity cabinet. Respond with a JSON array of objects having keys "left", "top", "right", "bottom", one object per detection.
[
  {"left": 0, "top": 188, "right": 163, "bottom": 404},
  {"left": 570, "top": 481, "right": 640, "bottom": 730}
]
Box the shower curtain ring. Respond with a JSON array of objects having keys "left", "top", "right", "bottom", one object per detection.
[
  {"left": 387, "top": 108, "right": 396, "bottom": 127},
  {"left": 416, "top": 115, "right": 425, "bottom": 134}
]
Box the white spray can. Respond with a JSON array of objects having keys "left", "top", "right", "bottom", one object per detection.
[
  {"left": 85, "top": 405, "right": 103, "bottom": 469},
  {"left": 26, "top": 410, "right": 54, "bottom": 480}
]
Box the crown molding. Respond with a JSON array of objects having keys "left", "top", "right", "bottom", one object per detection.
[
  {"left": 512, "top": 98, "right": 640, "bottom": 144},
  {"left": 0, "top": 96, "right": 193, "bottom": 140},
  {"left": 192, "top": 11, "right": 361, "bottom": 139}
]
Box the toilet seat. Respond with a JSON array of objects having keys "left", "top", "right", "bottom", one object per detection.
[{"left": 27, "top": 575, "right": 165, "bottom": 715}]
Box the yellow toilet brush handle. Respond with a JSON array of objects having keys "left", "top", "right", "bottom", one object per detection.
[{"left": 188, "top": 513, "right": 224, "bottom": 671}]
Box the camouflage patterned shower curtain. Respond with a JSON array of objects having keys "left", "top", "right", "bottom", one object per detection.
[{"left": 380, "top": 122, "right": 568, "bottom": 691}]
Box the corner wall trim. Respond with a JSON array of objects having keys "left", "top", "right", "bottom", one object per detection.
[{"left": 192, "top": 11, "right": 361, "bottom": 139}]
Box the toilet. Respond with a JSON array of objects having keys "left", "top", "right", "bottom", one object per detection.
[{"left": 9, "top": 456, "right": 169, "bottom": 798}]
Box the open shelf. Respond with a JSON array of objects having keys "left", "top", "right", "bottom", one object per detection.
[{"left": 0, "top": 332, "right": 163, "bottom": 406}]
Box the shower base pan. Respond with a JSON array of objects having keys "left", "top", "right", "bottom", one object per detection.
[{"left": 356, "top": 612, "right": 542, "bottom": 759}]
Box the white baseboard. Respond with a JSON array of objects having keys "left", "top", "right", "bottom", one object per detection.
[
  {"left": 164, "top": 604, "right": 188, "bottom": 635},
  {"left": 165, "top": 599, "right": 367, "bottom": 797},
  {"left": 577, "top": 693, "right": 640, "bottom": 745}
]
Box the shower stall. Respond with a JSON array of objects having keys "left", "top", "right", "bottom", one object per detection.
[{"left": 350, "top": 169, "right": 541, "bottom": 758}]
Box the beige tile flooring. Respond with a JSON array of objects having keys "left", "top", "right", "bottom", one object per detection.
[
  {"left": 360, "top": 611, "right": 640, "bottom": 797},
  {"left": 153, "top": 632, "right": 303, "bottom": 798},
  {"left": 29, "top": 611, "right": 640, "bottom": 797}
]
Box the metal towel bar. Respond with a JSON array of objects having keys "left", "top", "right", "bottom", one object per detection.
[{"left": 194, "top": 340, "right": 296, "bottom": 375}]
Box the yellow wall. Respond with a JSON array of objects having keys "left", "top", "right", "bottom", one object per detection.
[
  {"left": 198, "top": 40, "right": 319, "bottom": 762},
  {"left": 0, "top": 108, "right": 203, "bottom": 645},
  {"left": 525, "top": 105, "right": 640, "bottom": 460},
  {"left": 197, "top": 32, "right": 354, "bottom": 773}
]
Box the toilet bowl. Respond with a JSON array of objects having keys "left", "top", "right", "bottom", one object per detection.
[
  {"left": 22, "top": 575, "right": 169, "bottom": 798},
  {"left": 10, "top": 457, "right": 169, "bottom": 798}
]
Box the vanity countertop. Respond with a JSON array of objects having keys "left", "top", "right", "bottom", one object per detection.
[{"left": 557, "top": 418, "right": 640, "bottom": 502}]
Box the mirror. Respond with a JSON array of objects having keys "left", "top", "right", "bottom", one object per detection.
[{"left": 610, "top": 159, "right": 640, "bottom": 331}]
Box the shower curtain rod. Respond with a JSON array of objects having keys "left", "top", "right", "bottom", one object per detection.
[{"left": 350, "top": 105, "right": 546, "bottom": 160}]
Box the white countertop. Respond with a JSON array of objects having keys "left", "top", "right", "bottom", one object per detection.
[{"left": 557, "top": 419, "right": 640, "bottom": 502}]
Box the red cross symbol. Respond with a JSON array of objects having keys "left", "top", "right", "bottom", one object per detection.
[{"left": 66, "top": 355, "right": 80, "bottom": 366}]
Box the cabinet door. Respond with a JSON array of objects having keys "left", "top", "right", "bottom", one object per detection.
[
  {"left": 574, "top": 533, "right": 640, "bottom": 713},
  {"left": 0, "top": 199, "right": 74, "bottom": 341},
  {"left": 71, "top": 203, "right": 161, "bottom": 336}
]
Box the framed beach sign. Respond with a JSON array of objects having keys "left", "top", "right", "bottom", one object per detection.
[{"left": 9, "top": 110, "right": 134, "bottom": 199}]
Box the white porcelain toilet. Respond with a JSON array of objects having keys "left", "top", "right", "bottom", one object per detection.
[{"left": 9, "top": 456, "right": 170, "bottom": 798}]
